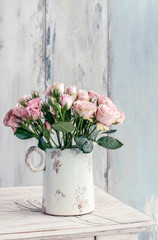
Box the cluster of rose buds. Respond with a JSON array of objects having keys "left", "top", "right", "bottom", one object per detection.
[
  {"left": 43, "top": 83, "right": 125, "bottom": 130},
  {"left": 3, "top": 83, "right": 125, "bottom": 152}
]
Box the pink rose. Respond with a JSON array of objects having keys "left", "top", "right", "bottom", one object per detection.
[
  {"left": 98, "top": 95, "right": 118, "bottom": 112},
  {"left": 115, "top": 110, "right": 125, "bottom": 125},
  {"left": 3, "top": 109, "right": 21, "bottom": 132},
  {"left": 72, "top": 100, "right": 97, "bottom": 120},
  {"left": 98, "top": 95, "right": 112, "bottom": 105},
  {"left": 20, "top": 108, "right": 30, "bottom": 119},
  {"left": 22, "top": 97, "right": 42, "bottom": 120},
  {"left": 96, "top": 104, "right": 118, "bottom": 126},
  {"left": 65, "top": 86, "right": 76, "bottom": 95},
  {"left": 12, "top": 104, "right": 22, "bottom": 118},
  {"left": 19, "top": 95, "right": 32, "bottom": 103},
  {"left": 88, "top": 90, "right": 98, "bottom": 103},
  {"left": 77, "top": 90, "right": 89, "bottom": 101},
  {"left": 59, "top": 94, "right": 74, "bottom": 109},
  {"left": 44, "top": 83, "right": 64, "bottom": 96},
  {"left": 44, "top": 121, "right": 51, "bottom": 131}
]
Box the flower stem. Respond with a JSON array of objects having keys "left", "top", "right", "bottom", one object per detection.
[
  {"left": 56, "top": 131, "right": 61, "bottom": 148},
  {"left": 50, "top": 134, "right": 58, "bottom": 148},
  {"left": 87, "top": 126, "right": 97, "bottom": 138},
  {"left": 85, "top": 121, "right": 90, "bottom": 136}
]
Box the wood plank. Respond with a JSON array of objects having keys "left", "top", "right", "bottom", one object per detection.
[
  {"left": 45, "top": 0, "right": 109, "bottom": 191},
  {"left": 0, "top": 186, "right": 155, "bottom": 239},
  {"left": 97, "top": 233, "right": 138, "bottom": 240},
  {"left": 72, "top": 239, "right": 94, "bottom": 240},
  {"left": 108, "top": 1, "right": 158, "bottom": 239},
  {"left": 0, "top": 227, "right": 147, "bottom": 240},
  {"left": 0, "top": 0, "right": 45, "bottom": 187}
]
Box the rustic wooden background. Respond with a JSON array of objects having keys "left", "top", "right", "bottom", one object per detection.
[{"left": 0, "top": 1, "right": 158, "bottom": 239}]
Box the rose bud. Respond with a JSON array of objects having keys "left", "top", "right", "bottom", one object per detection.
[
  {"left": 114, "top": 110, "right": 125, "bottom": 125},
  {"left": 59, "top": 94, "right": 74, "bottom": 109},
  {"left": 12, "top": 104, "right": 22, "bottom": 118},
  {"left": 44, "top": 83, "right": 64, "bottom": 96},
  {"left": 97, "top": 95, "right": 113, "bottom": 105},
  {"left": 72, "top": 100, "right": 97, "bottom": 121},
  {"left": 3, "top": 109, "right": 21, "bottom": 132},
  {"left": 88, "top": 90, "right": 98, "bottom": 103},
  {"left": 77, "top": 90, "right": 89, "bottom": 101},
  {"left": 44, "top": 121, "right": 52, "bottom": 131},
  {"left": 96, "top": 104, "right": 118, "bottom": 126},
  {"left": 21, "top": 97, "right": 42, "bottom": 120},
  {"left": 65, "top": 85, "right": 77, "bottom": 95},
  {"left": 32, "top": 90, "right": 40, "bottom": 98}
]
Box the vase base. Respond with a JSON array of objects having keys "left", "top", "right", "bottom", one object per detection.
[{"left": 42, "top": 208, "right": 95, "bottom": 216}]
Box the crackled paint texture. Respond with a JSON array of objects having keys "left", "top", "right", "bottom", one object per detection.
[{"left": 1, "top": 0, "right": 158, "bottom": 239}]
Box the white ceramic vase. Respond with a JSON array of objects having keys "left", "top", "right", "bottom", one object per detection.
[{"left": 25, "top": 147, "right": 95, "bottom": 216}]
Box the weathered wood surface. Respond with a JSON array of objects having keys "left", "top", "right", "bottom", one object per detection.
[
  {"left": 0, "top": 0, "right": 45, "bottom": 187},
  {"left": 108, "top": 0, "right": 158, "bottom": 239},
  {"left": 0, "top": 186, "right": 155, "bottom": 239},
  {"left": 97, "top": 233, "right": 138, "bottom": 240}
]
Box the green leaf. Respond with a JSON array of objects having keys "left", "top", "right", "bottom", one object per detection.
[
  {"left": 82, "top": 140, "right": 93, "bottom": 153},
  {"left": 97, "top": 136, "right": 123, "bottom": 149},
  {"left": 74, "top": 136, "right": 87, "bottom": 151},
  {"left": 89, "top": 125, "right": 98, "bottom": 140},
  {"left": 45, "top": 112, "right": 55, "bottom": 124},
  {"left": 14, "top": 128, "right": 34, "bottom": 140},
  {"left": 43, "top": 128, "right": 50, "bottom": 139},
  {"left": 52, "top": 122, "right": 74, "bottom": 133},
  {"left": 75, "top": 135, "right": 93, "bottom": 153},
  {"left": 38, "top": 136, "right": 46, "bottom": 150},
  {"left": 102, "top": 129, "right": 117, "bottom": 134}
]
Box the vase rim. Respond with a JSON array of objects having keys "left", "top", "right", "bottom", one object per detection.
[
  {"left": 45, "top": 147, "right": 92, "bottom": 155},
  {"left": 46, "top": 147, "right": 79, "bottom": 151}
]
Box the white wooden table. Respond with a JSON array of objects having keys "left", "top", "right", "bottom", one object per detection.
[{"left": 0, "top": 186, "right": 155, "bottom": 240}]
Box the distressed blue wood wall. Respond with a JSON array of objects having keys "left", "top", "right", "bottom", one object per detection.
[{"left": 108, "top": 0, "right": 158, "bottom": 239}]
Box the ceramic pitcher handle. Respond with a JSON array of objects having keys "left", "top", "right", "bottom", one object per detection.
[{"left": 25, "top": 146, "right": 45, "bottom": 172}]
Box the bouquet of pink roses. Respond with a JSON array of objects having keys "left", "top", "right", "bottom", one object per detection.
[{"left": 3, "top": 83, "right": 125, "bottom": 153}]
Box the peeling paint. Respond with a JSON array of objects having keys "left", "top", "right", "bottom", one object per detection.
[
  {"left": 52, "top": 26, "right": 56, "bottom": 55},
  {"left": 94, "top": 2, "right": 102, "bottom": 30},
  {"left": 53, "top": 159, "right": 62, "bottom": 174},
  {"left": 51, "top": 150, "right": 61, "bottom": 159},
  {"left": 73, "top": 187, "right": 88, "bottom": 213},
  {"left": 46, "top": 26, "right": 50, "bottom": 45},
  {"left": 46, "top": 57, "right": 51, "bottom": 81},
  {"left": 55, "top": 189, "right": 66, "bottom": 198}
]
